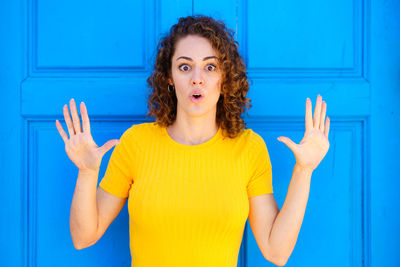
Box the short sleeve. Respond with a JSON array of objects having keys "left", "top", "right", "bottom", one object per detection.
[
  {"left": 247, "top": 132, "right": 273, "bottom": 198},
  {"left": 99, "top": 128, "right": 136, "bottom": 198}
]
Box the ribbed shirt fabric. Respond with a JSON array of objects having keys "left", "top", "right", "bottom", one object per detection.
[{"left": 99, "top": 122, "right": 273, "bottom": 267}]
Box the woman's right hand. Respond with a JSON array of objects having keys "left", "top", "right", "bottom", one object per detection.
[{"left": 55, "top": 98, "right": 120, "bottom": 172}]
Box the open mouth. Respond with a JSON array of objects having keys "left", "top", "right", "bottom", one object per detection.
[{"left": 190, "top": 93, "right": 204, "bottom": 103}]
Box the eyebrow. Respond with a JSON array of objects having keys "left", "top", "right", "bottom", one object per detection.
[{"left": 176, "top": 56, "right": 218, "bottom": 61}]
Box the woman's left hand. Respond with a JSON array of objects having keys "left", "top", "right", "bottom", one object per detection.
[{"left": 277, "top": 95, "right": 330, "bottom": 173}]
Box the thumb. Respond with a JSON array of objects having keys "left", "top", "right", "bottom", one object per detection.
[
  {"left": 277, "top": 136, "right": 297, "bottom": 152},
  {"left": 99, "top": 139, "right": 120, "bottom": 156}
]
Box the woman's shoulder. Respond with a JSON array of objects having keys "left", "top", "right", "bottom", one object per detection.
[
  {"left": 224, "top": 128, "right": 267, "bottom": 153},
  {"left": 121, "top": 121, "right": 161, "bottom": 141},
  {"left": 235, "top": 128, "right": 265, "bottom": 144}
]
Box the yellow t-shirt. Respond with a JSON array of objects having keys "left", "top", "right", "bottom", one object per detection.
[{"left": 99, "top": 122, "right": 273, "bottom": 267}]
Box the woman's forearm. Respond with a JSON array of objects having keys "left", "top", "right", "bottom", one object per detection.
[
  {"left": 268, "top": 164, "right": 313, "bottom": 263},
  {"left": 70, "top": 169, "right": 99, "bottom": 249}
]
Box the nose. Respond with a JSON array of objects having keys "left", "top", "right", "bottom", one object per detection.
[{"left": 191, "top": 67, "right": 204, "bottom": 86}]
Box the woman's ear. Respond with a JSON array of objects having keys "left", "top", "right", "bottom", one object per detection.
[{"left": 168, "top": 78, "right": 173, "bottom": 85}]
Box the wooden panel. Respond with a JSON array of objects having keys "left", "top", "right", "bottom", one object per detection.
[
  {"left": 30, "top": 0, "right": 156, "bottom": 75},
  {"left": 243, "top": 119, "right": 365, "bottom": 266},
  {"left": 244, "top": 0, "right": 364, "bottom": 78},
  {"left": 28, "top": 120, "right": 144, "bottom": 266},
  {"left": 20, "top": 77, "right": 149, "bottom": 116}
]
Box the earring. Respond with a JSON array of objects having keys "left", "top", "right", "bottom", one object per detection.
[{"left": 168, "top": 84, "right": 175, "bottom": 92}]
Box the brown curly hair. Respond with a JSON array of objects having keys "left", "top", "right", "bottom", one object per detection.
[{"left": 146, "top": 15, "right": 251, "bottom": 138}]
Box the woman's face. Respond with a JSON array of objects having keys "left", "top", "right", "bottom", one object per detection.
[{"left": 169, "top": 34, "right": 222, "bottom": 120}]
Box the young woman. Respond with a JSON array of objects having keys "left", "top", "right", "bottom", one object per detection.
[{"left": 55, "top": 15, "right": 330, "bottom": 267}]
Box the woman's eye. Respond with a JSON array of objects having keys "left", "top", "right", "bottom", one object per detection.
[
  {"left": 206, "top": 64, "right": 217, "bottom": 71},
  {"left": 178, "top": 64, "right": 190, "bottom": 72}
]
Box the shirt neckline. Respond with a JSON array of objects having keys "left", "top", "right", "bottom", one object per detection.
[{"left": 162, "top": 124, "right": 222, "bottom": 150}]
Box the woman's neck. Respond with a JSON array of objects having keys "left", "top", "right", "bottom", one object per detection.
[{"left": 166, "top": 116, "right": 219, "bottom": 146}]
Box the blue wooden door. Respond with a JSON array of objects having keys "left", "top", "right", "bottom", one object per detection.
[{"left": 1, "top": 0, "right": 399, "bottom": 266}]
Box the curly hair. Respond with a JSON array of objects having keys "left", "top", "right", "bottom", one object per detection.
[{"left": 146, "top": 15, "right": 251, "bottom": 138}]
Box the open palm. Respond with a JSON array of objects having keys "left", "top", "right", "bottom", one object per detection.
[
  {"left": 55, "top": 98, "right": 120, "bottom": 172},
  {"left": 278, "top": 95, "right": 330, "bottom": 172}
]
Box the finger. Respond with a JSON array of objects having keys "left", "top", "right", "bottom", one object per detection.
[
  {"left": 63, "top": 104, "right": 75, "bottom": 137},
  {"left": 305, "top": 98, "right": 313, "bottom": 132},
  {"left": 69, "top": 98, "right": 82, "bottom": 134},
  {"left": 277, "top": 136, "right": 297, "bottom": 152},
  {"left": 313, "top": 95, "right": 322, "bottom": 129},
  {"left": 99, "top": 139, "right": 120, "bottom": 157},
  {"left": 319, "top": 101, "right": 327, "bottom": 131},
  {"left": 80, "top": 102, "right": 91, "bottom": 134},
  {"left": 324, "top": 116, "right": 330, "bottom": 138},
  {"left": 55, "top": 119, "right": 69, "bottom": 143}
]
